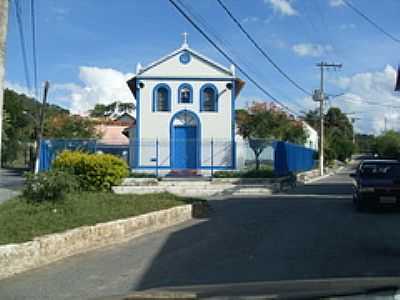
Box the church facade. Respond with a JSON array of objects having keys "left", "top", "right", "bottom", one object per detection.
[{"left": 127, "top": 36, "right": 244, "bottom": 172}]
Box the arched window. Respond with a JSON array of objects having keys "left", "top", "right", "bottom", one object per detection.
[
  {"left": 153, "top": 84, "right": 171, "bottom": 112},
  {"left": 178, "top": 83, "right": 192, "bottom": 104},
  {"left": 200, "top": 84, "right": 218, "bottom": 112}
]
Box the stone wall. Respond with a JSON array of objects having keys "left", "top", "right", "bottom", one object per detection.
[{"left": 0, "top": 205, "right": 192, "bottom": 280}]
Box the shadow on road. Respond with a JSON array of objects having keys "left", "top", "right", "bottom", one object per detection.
[
  {"left": 287, "top": 182, "right": 354, "bottom": 195},
  {"left": 134, "top": 180, "right": 400, "bottom": 292}
]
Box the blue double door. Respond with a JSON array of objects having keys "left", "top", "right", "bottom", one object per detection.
[{"left": 172, "top": 126, "right": 198, "bottom": 169}]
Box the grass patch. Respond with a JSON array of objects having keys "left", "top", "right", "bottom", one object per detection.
[
  {"left": 213, "top": 166, "right": 275, "bottom": 178},
  {"left": 0, "top": 192, "right": 195, "bottom": 246}
]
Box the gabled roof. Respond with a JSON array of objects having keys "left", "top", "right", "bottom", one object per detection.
[
  {"left": 136, "top": 44, "right": 234, "bottom": 77},
  {"left": 127, "top": 42, "right": 245, "bottom": 98}
]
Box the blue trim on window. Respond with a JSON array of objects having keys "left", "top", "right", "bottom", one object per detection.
[
  {"left": 200, "top": 83, "right": 218, "bottom": 112},
  {"left": 177, "top": 83, "right": 193, "bottom": 104},
  {"left": 169, "top": 109, "right": 201, "bottom": 169},
  {"left": 152, "top": 83, "right": 171, "bottom": 112}
]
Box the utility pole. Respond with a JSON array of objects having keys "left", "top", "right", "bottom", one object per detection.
[
  {"left": 313, "top": 62, "right": 342, "bottom": 176},
  {"left": 384, "top": 117, "right": 388, "bottom": 132},
  {"left": 34, "top": 81, "right": 50, "bottom": 174},
  {"left": 350, "top": 117, "right": 361, "bottom": 144},
  {"left": 0, "top": 0, "right": 9, "bottom": 168}
]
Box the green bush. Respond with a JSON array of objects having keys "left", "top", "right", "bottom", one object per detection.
[
  {"left": 213, "top": 166, "right": 274, "bottom": 178},
  {"left": 53, "top": 151, "right": 129, "bottom": 191},
  {"left": 23, "top": 170, "right": 78, "bottom": 202}
]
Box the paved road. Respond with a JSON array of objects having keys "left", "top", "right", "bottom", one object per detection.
[
  {"left": 0, "top": 169, "right": 25, "bottom": 204},
  {"left": 3, "top": 168, "right": 400, "bottom": 299}
]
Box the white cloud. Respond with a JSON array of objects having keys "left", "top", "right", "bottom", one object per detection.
[
  {"left": 265, "top": 0, "right": 298, "bottom": 16},
  {"left": 53, "top": 66, "right": 134, "bottom": 115},
  {"left": 331, "top": 65, "right": 400, "bottom": 134},
  {"left": 329, "top": 0, "right": 344, "bottom": 7},
  {"left": 292, "top": 43, "right": 333, "bottom": 57},
  {"left": 5, "top": 81, "right": 35, "bottom": 98}
]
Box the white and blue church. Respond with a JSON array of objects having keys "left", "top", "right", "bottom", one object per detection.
[{"left": 127, "top": 34, "right": 245, "bottom": 174}]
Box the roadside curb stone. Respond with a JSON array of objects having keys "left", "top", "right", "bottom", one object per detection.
[{"left": 0, "top": 204, "right": 193, "bottom": 280}]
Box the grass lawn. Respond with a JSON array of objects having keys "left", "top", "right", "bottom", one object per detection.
[{"left": 0, "top": 192, "right": 195, "bottom": 246}]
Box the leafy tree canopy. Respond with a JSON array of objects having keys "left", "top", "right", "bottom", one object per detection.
[
  {"left": 302, "top": 106, "right": 354, "bottom": 163},
  {"left": 236, "top": 102, "right": 308, "bottom": 169}
]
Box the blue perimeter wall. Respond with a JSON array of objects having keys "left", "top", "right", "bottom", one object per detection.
[
  {"left": 39, "top": 139, "right": 129, "bottom": 172},
  {"left": 273, "top": 141, "right": 317, "bottom": 176}
]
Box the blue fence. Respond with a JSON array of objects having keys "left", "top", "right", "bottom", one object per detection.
[
  {"left": 39, "top": 138, "right": 317, "bottom": 175},
  {"left": 39, "top": 139, "right": 129, "bottom": 172},
  {"left": 273, "top": 141, "right": 317, "bottom": 176}
]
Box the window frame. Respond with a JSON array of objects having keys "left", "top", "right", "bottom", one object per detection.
[
  {"left": 200, "top": 83, "right": 218, "bottom": 112},
  {"left": 152, "top": 83, "right": 171, "bottom": 112},
  {"left": 178, "top": 83, "right": 193, "bottom": 104}
]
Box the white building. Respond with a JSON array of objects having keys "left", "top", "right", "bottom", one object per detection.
[
  {"left": 126, "top": 35, "right": 244, "bottom": 173},
  {"left": 303, "top": 121, "right": 319, "bottom": 151}
]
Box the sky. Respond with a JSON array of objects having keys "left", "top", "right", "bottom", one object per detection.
[{"left": 4, "top": 0, "right": 400, "bottom": 134}]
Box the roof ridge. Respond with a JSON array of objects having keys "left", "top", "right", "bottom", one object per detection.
[{"left": 136, "top": 45, "right": 233, "bottom": 77}]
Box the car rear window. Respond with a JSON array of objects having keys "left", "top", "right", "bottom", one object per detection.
[{"left": 360, "top": 163, "right": 400, "bottom": 179}]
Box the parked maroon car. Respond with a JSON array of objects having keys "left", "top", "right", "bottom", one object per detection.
[{"left": 350, "top": 160, "right": 400, "bottom": 211}]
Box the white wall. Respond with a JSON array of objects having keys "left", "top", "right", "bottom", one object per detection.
[
  {"left": 303, "top": 122, "right": 319, "bottom": 150},
  {"left": 137, "top": 79, "right": 234, "bottom": 167}
]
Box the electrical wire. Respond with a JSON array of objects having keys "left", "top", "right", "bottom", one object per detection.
[
  {"left": 169, "top": 0, "right": 302, "bottom": 116},
  {"left": 14, "top": 0, "right": 32, "bottom": 92},
  {"left": 342, "top": 0, "right": 400, "bottom": 45},
  {"left": 30, "top": 0, "right": 38, "bottom": 98},
  {"left": 179, "top": 0, "right": 305, "bottom": 112},
  {"left": 216, "top": 0, "right": 311, "bottom": 96}
]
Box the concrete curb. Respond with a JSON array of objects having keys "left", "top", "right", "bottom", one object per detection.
[
  {"left": 0, "top": 205, "right": 192, "bottom": 280},
  {"left": 303, "top": 166, "right": 345, "bottom": 184}
]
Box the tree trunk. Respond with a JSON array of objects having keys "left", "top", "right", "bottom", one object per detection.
[{"left": 255, "top": 154, "right": 261, "bottom": 170}]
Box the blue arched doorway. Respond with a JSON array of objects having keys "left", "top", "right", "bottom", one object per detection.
[{"left": 170, "top": 110, "right": 200, "bottom": 169}]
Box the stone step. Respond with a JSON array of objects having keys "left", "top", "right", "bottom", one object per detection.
[
  {"left": 113, "top": 186, "right": 227, "bottom": 197},
  {"left": 232, "top": 188, "right": 273, "bottom": 196},
  {"left": 122, "top": 178, "right": 158, "bottom": 186}
]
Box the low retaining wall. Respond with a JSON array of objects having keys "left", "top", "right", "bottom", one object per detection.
[
  {"left": 0, "top": 205, "right": 192, "bottom": 280},
  {"left": 114, "top": 176, "right": 295, "bottom": 197}
]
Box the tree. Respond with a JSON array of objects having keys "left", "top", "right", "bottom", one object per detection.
[
  {"left": 2, "top": 88, "right": 98, "bottom": 167},
  {"left": 373, "top": 130, "right": 400, "bottom": 158},
  {"left": 89, "top": 104, "right": 108, "bottom": 118},
  {"left": 89, "top": 101, "right": 135, "bottom": 118},
  {"left": 237, "top": 102, "right": 308, "bottom": 169},
  {"left": 302, "top": 107, "right": 354, "bottom": 163},
  {"left": 355, "top": 134, "right": 375, "bottom": 153},
  {"left": 44, "top": 114, "right": 101, "bottom": 139}
]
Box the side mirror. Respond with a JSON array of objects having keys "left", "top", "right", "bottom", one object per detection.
[{"left": 349, "top": 173, "right": 357, "bottom": 178}]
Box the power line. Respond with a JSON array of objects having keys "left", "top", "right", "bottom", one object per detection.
[
  {"left": 179, "top": 1, "right": 306, "bottom": 113},
  {"left": 30, "top": 0, "right": 38, "bottom": 98},
  {"left": 216, "top": 0, "right": 311, "bottom": 96},
  {"left": 14, "top": 0, "right": 31, "bottom": 91},
  {"left": 342, "top": 0, "right": 400, "bottom": 45},
  {"left": 169, "top": 0, "right": 301, "bottom": 116}
]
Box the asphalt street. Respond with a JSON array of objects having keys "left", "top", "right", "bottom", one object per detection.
[
  {"left": 0, "top": 169, "right": 25, "bottom": 204},
  {"left": 2, "top": 168, "right": 400, "bottom": 299}
]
